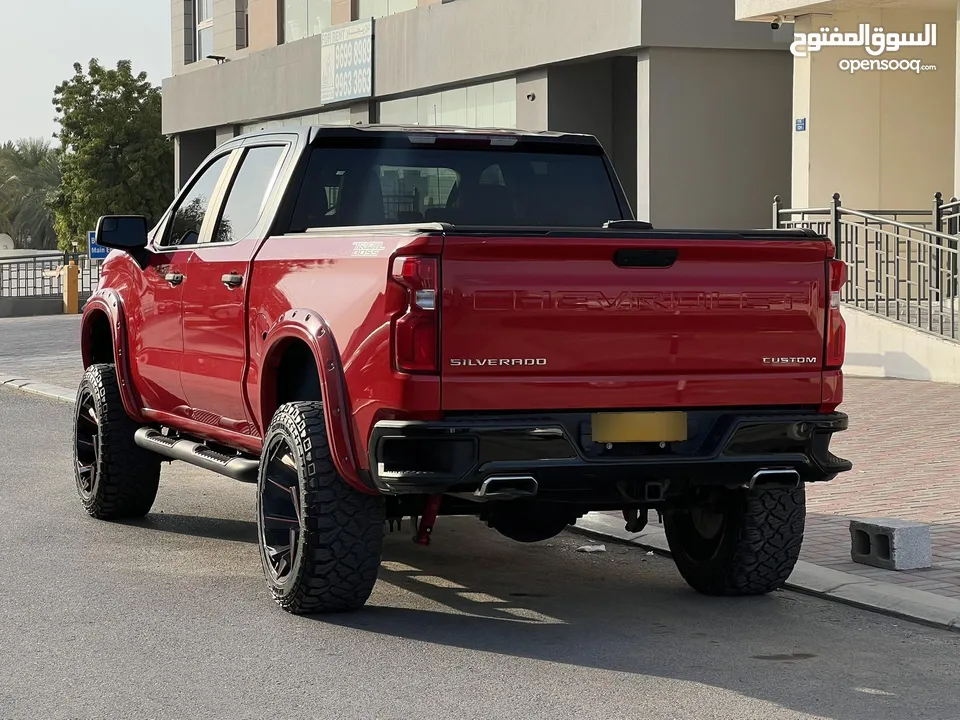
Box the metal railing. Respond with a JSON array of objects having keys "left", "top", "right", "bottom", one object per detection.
[
  {"left": 935, "top": 192, "right": 960, "bottom": 235},
  {"left": 0, "top": 252, "right": 102, "bottom": 298},
  {"left": 382, "top": 190, "right": 420, "bottom": 220},
  {"left": 773, "top": 193, "right": 960, "bottom": 340}
]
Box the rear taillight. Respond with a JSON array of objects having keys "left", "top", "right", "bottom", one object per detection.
[
  {"left": 391, "top": 256, "right": 438, "bottom": 373},
  {"left": 825, "top": 258, "right": 847, "bottom": 369}
]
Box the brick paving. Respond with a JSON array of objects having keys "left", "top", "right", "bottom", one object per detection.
[{"left": 802, "top": 377, "right": 960, "bottom": 598}]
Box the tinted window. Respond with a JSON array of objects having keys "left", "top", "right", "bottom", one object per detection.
[
  {"left": 163, "top": 154, "right": 231, "bottom": 247},
  {"left": 288, "top": 144, "right": 624, "bottom": 230},
  {"left": 212, "top": 145, "right": 285, "bottom": 244}
]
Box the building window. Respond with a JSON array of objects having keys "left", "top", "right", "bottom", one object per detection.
[
  {"left": 240, "top": 0, "right": 249, "bottom": 49},
  {"left": 378, "top": 78, "right": 517, "bottom": 129},
  {"left": 358, "top": 0, "right": 417, "bottom": 20},
  {"left": 283, "top": 0, "right": 331, "bottom": 43},
  {"left": 239, "top": 107, "right": 352, "bottom": 134},
  {"left": 196, "top": 0, "right": 214, "bottom": 60},
  {"left": 378, "top": 96, "right": 417, "bottom": 125},
  {"left": 308, "top": 0, "right": 332, "bottom": 35}
]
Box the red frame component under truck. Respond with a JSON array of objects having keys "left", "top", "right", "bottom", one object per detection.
[{"left": 75, "top": 125, "right": 852, "bottom": 614}]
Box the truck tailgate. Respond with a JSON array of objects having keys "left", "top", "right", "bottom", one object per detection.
[{"left": 440, "top": 233, "right": 830, "bottom": 411}]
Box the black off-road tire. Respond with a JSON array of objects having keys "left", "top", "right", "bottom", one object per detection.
[
  {"left": 663, "top": 485, "right": 806, "bottom": 596},
  {"left": 73, "top": 364, "right": 162, "bottom": 520},
  {"left": 257, "top": 401, "right": 385, "bottom": 615}
]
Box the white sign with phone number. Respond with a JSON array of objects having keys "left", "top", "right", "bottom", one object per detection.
[{"left": 320, "top": 18, "right": 373, "bottom": 106}]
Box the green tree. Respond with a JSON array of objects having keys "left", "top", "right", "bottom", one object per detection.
[
  {"left": 51, "top": 58, "right": 174, "bottom": 251},
  {"left": 0, "top": 138, "right": 61, "bottom": 250}
]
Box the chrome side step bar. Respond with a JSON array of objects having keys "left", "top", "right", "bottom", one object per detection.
[
  {"left": 134, "top": 428, "right": 259, "bottom": 483},
  {"left": 743, "top": 468, "right": 801, "bottom": 490}
]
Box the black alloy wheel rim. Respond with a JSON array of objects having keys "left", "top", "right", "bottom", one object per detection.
[
  {"left": 259, "top": 437, "right": 304, "bottom": 583},
  {"left": 673, "top": 489, "right": 729, "bottom": 563},
  {"left": 75, "top": 388, "right": 99, "bottom": 499},
  {"left": 691, "top": 506, "right": 725, "bottom": 544}
]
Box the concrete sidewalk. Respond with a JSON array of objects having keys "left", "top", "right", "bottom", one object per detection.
[{"left": 0, "top": 314, "right": 83, "bottom": 390}]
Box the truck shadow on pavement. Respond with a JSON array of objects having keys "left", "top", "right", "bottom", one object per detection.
[
  {"left": 115, "top": 512, "right": 957, "bottom": 720},
  {"left": 122, "top": 513, "right": 258, "bottom": 545},
  {"left": 321, "top": 519, "right": 956, "bottom": 720}
]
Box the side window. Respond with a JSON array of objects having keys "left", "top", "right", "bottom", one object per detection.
[
  {"left": 211, "top": 145, "right": 286, "bottom": 244},
  {"left": 162, "top": 154, "right": 231, "bottom": 247}
]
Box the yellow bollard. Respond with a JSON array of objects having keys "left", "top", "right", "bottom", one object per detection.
[{"left": 63, "top": 260, "right": 80, "bottom": 314}]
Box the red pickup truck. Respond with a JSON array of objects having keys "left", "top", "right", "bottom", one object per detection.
[{"left": 76, "top": 125, "right": 851, "bottom": 614}]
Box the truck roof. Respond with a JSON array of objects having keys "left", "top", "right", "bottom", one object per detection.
[{"left": 234, "top": 124, "right": 603, "bottom": 147}]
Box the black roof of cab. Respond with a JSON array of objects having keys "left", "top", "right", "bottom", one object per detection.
[
  {"left": 230, "top": 125, "right": 823, "bottom": 241},
  {"left": 232, "top": 123, "right": 603, "bottom": 148}
]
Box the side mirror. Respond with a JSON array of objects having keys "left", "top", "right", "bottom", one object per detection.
[{"left": 95, "top": 215, "right": 148, "bottom": 251}]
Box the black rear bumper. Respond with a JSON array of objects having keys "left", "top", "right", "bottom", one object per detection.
[{"left": 367, "top": 409, "right": 852, "bottom": 504}]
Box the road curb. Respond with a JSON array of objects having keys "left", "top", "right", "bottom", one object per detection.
[
  {"left": 0, "top": 375, "right": 76, "bottom": 405},
  {"left": 570, "top": 512, "right": 960, "bottom": 633}
]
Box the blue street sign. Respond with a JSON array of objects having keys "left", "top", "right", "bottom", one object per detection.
[
  {"left": 796, "top": 118, "right": 807, "bottom": 132},
  {"left": 88, "top": 230, "right": 109, "bottom": 261}
]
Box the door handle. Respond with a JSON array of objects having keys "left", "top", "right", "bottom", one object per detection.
[
  {"left": 164, "top": 272, "right": 184, "bottom": 286},
  {"left": 221, "top": 273, "right": 244, "bottom": 289}
]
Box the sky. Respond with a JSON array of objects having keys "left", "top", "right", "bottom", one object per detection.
[{"left": 0, "top": 0, "right": 171, "bottom": 145}]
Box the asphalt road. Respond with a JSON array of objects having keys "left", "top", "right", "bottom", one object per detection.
[
  {"left": 0, "top": 314, "right": 83, "bottom": 389},
  {"left": 1, "top": 388, "right": 959, "bottom": 720}
]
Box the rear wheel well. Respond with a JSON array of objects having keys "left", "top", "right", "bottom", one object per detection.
[
  {"left": 85, "top": 311, "right": 114, "bottom": 367},
  {"left": 263, "top": 340, "right": 322, "bottom": 424}
]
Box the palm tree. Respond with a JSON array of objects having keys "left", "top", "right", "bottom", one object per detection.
[{"left": 0, "top": 138, "right": 61, "bottom": 250}]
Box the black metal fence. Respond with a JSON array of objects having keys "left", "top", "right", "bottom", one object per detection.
[
  {"left": 382, "top": 190, "right": 421, "bottom": 221},
  {"left": 773, "top": 193, "right": 960, "bottom": 340},
  {"left": 0, "top": 252, "right": 102, "bottom": 299}
]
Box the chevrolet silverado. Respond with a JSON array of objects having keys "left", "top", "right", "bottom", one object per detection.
[{"left": 75, "top": 125, "right": 852, "bottom": 614}]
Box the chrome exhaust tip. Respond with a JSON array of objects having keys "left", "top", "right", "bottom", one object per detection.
[
  {"left": 743, "top": 468, "right": 801, "bottom": 490},
  {"left": 475, "top": 475, "right": 539, "bottom": 499}
]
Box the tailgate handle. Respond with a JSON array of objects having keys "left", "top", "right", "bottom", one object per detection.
[{"left": 613, "top": 249, "right": 678, "bottom": 268}]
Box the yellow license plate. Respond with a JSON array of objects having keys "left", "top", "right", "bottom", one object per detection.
[{"left": 591, "top": 412, "right": 688, "bottom": 444}]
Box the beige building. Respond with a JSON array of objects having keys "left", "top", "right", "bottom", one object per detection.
[
  {"left": 163, "top": 0, "right": 801, "bottom": 229},
  {"left": 736, "top": 0, "right": 957, "bottom": 211},
  {"left": 731, "top": 2, "right": 960, "bottom": 386}
]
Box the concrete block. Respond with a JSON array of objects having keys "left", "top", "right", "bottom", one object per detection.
[{"left": 850, "top": 518, "right": 932, "bottom": 571}]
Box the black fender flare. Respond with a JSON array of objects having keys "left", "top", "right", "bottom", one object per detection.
[
  {"left": 259, "top": 309, "right": 372, "bottom": 494},
  {"left": 80, "top": 289, "right": 145, "bottom": 423}
]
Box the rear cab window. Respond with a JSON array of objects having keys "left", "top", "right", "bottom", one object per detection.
[{"left": 287, "top": 134, "right": 627, "bottom": 231}]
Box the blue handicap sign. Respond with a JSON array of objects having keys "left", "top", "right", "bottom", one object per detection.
[{"left": 88, "top": 230, "right": 109, "bottom": 261}]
